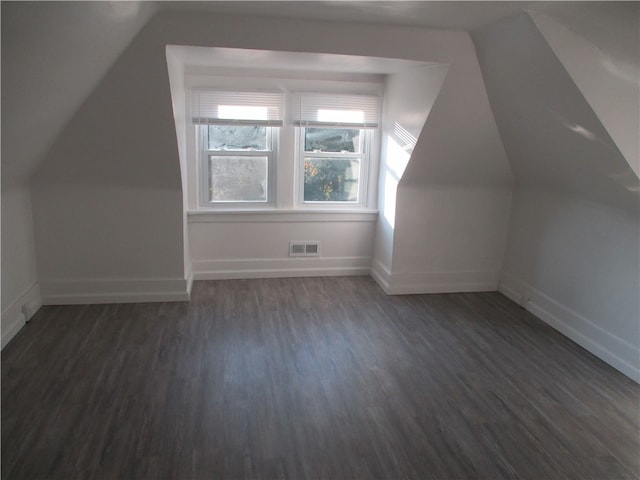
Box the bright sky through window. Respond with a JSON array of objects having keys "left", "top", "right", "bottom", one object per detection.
[
  {"left": 318, "top": 109, "right": 364, "bottom": 124},
  {"left": 218, "top": 105, "right": 268, "bottom": 121}
]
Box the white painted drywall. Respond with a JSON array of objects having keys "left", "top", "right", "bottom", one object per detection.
[
  {"left": 373, "top": 64, "right": 449, "bottom": 279},
  {"left": 473, "top": 14, "right": 638, "bottom": 209},
  {"left": 176, "top": 65, "right": 386, "bottom": 280},
  {"left": 529, "top": 3, "right": 640, "bottom": 178},
  {"left": 189, "top": 213, "right": 376, "bottom": 279},
  {"left": 165, "top": 47, "right": 192, "bottom": 283},
  {"left": 501, "top": 188, "right": 639, "bottom": 381},
  {"left": 31, "top": 9, "right": 512, "bottom": 300},
  {"left": 1, "top": 1, "right": 156, "bottom": 344},
  {"left": 1, "top": 186, "right": 41, "bottom": 346},
  {"left": 1, "top": 1, "right": 157, "bottom": 190},
  {"left": 1, "top": 187, "right": 37, "bottom": 307},
  {"left": 32, "top": 21, "right": 187, "bottom": 303},
  {"left": 474, "top": 13, "right": 640, "bottom": 381},
  {"left": 386, "top": 33, "right": 513, "bottom": 294},
  {"left": 391, "top": 185, "right": 512, "bottom": 293}
]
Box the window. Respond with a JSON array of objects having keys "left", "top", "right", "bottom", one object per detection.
[
  {"left": 301, "top": 128, "right": 366, "bottom": 202},
  {"left": 203, "top": 125, "right": 276, "bottom": 203},
  {"left": 191, "top": 88, "right": 380, "bottom": 209},
  {"left": 294, "top": 94, "right": 379, "bottom": 206},
  {"left": 192, "top": 90, "right": 283, "bottom": 206}
]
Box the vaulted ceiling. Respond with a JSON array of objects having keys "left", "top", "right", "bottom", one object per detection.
[{"left": 2, "top": 1, "right": 637, "bottom": 190}]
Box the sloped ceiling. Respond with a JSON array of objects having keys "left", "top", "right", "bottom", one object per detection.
[
  {"left": 529, "top": 3, "right": 639, "bottom": 177},
  {"left": 473, "top": 13, "right": 639, "bottom": 210},
  {"left": 156, "top": 1, "right": 539, "bottom": 30},
  {"left": 1, "top": 1, "right": 157, "bottom": 190},
  {"left": 2, "top": 1, "right": 629, "bottom": 191}
]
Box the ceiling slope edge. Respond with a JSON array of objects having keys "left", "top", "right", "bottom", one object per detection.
[
  {"left": 1, "top": 2, "right": 158, "bottom": 190},
  {"left": 528, "top": 7, "right": 640, "bottom": 180}
]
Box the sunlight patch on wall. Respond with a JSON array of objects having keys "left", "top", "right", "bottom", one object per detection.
[{"left": 381, "top": 123, "right": 415, "bottom": 229}]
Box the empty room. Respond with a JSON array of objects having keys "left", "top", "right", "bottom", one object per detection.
[{"left": 2, "top": 1, "right": 638, "bottom": 478}]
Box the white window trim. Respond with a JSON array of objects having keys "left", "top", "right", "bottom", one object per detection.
[
  {"left": 186, "top": 77, "right": 382, "bottom": 214},
  {"left": 295, "top": 127, "right": 373, "bottom": 209},
  {"left": 198, "top": 125, "right": 278, "bottom": 208}
]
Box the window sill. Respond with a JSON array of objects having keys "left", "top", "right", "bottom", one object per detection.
[{"left": 187, "top": 208, "right": 378, "bottom": 223}]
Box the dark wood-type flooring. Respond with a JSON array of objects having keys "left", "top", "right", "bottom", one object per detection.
[{"left": 2, "top": 276, "right": 639, "bottom": 479}]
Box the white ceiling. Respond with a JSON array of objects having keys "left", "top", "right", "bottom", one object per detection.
[
  {"left": 170, "top": 45, "right": 433, "bottom": 75},
  {"left": 4, "top": 1, "right": 634, "bottom": 188},
  {"left": 156, "top": 1, "right": 544, "bottom": 31},
  {"left": 1, "top": 1, "right": 158, "bottom": 188}
]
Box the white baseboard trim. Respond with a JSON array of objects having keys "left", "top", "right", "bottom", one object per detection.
[
  {"left": 41, "top": 276, "right": 192, "bottom": 305},
  {"left": 374, "top": 268, "right": 500, "bottom": 295},
  {"left": 498, "top": 278, "right": 524, "bottom": 306},
  {"left": 192, "top": 256, "right": 371, "bottom": 280},
  {"left": 185, "top": 266, "right": 194, "bottom": 297},
  {"left": 370, "top": 259, "right": 392, "bottom": 294},
  {"left": 499, "top": 272, "right": 640, "bottom": 383},
  {"left": 2, "top": 281, "right": 41, "bottom": 349}
]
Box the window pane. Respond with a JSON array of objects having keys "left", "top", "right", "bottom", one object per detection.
[
  {"left": 208, "top": 126, "right": 267, "bottom": 150},
  {"left": 304, "top": 128, "right": 361, "bottom": 153},
  {"left": 209, "top": 155, "right": 268, "bottom": 202},
  {"left": 304, "top": 157, "right": 360, "bottom": 202}
]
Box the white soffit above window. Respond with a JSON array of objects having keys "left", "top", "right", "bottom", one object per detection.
[{"left": 167, "top": 45, "right": 437, "bottom": 78}]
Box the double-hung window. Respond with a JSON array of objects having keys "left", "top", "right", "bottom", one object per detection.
[
  {"left": 191, "top": 88, "right": 380, "bottom": 210},
  {"left": 192, "top": 90, "right": 283, "bottom": 206},
  {"left": 294, "top": 94, "right": 379, "bottom": 206}
]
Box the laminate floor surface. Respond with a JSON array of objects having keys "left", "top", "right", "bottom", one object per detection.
[{"left": 2, "top": 276, "right": 639, "bottom": 479}]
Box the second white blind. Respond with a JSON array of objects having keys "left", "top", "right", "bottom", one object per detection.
[{"left": 293, "top": 93, "right": 380, "bottom": 128}]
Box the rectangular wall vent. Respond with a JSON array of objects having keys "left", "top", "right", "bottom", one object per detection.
[{"left": 289, "top": 241, "right": 320, "bottom": 257}]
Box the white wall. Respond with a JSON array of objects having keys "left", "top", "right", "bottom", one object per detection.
[
  {"left": 372, "top": 64, "right": 448, "bottom": 282},
  {"left": 30, "top": 10, "right": 511, "bottom": 301},
  {"left": 381, "top": 35, "right": 513, "bottom": 294},
  {"left": 165, "top": 47, "right": 192, "bottom": 288},
  {"left": 32, "top": 23, "right": 188, "bottom": 304},
  {"left": 529, "top": 3, "right": 640, "bottom": 178},
  {"left": 1, "top": 186, "right": 41, "bottom": 347},
  {"left": 391, "top": 185, "right": 512, "bottom": 294},
  {"left": 178, "top": 65, "right": 385, "bottom": 279},
  {"left": 190, "top": 212, "right": 376, "bottom": 279},
  {"left": 474, "top": 13, "right": 640, "bottom": 381},
  {"left": 1, "top": 1, "right": 156, "bottom": 345},
  {"left": 501, "top": 188, "right": 639, "bottom": 381},
  {"left": 1, "top": 1, "right": 156, "bottom": 188}
]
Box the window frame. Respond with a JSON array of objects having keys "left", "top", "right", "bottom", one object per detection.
[
  {"left": 296, "top": 126, "right": 373, "bottom": 207},
  {"left": 198, "top": 124, "right": 279, "bottom": 208},
  {"left": 188, "top": 84, "right": 381, "bottom": 213}
]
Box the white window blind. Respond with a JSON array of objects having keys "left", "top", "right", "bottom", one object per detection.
[
  {"left": 192, "top": 90, "right": 284, "bottom": 126},
  {"left": 293, "top": 93, "right": 380, "bottom": 128}
]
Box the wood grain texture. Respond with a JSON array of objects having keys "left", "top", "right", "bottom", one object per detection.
[{"left": 2, "top": 276, "right": 639, "bottom": 479}]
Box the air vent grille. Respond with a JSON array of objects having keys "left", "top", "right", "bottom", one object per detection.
[{"left": 289, "top": 241, "right": 320, "bottom": 257}]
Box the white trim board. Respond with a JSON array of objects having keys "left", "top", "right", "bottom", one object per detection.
[
  {"left": 499, "top": 272, "right": 640, "bottom": 383},
  {"left": 192, "top": 256, "right": 371, "bottom": 280},
  {"left": 2, "top": 282, "right": 41, "bottom": 349},
  {"left": 188, "top": 210, "right": 378, "bottom": 224},
  {"left": 371, "top": 265, "right": 500, "bottom": 295},
  {"left": 41, "top": 276, "right": 192, "bottom": 305},
  {"left": 370, "top": 259, "right": 392, "bottom": 294}
]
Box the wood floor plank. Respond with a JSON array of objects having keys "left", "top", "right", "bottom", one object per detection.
[{"left": 2, "top": 276, "right": 639, "bottom": 479}]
